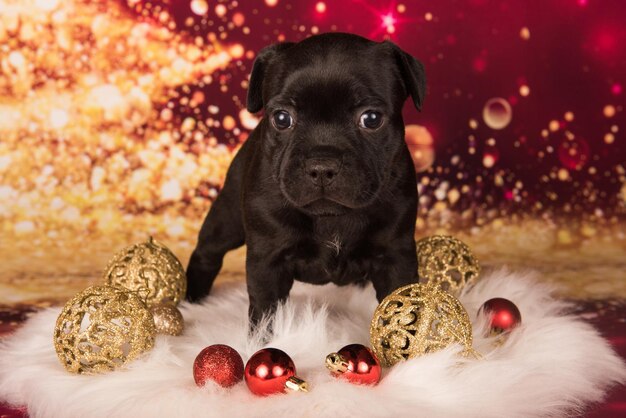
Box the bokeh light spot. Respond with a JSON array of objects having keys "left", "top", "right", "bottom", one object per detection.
[
  {"left": 483, "top": 98, "right": 512, "bottom": 130},
  {"left": 382, "top": 13, "right": 396, "bottom": 33},
  {"left": 190, "top": 0, "right": 208, "bottom": 16},
  {"left": 549, "top": 120, "right": 560, "bottom": 132},
  {"left": 519, "top": 85, "right": 530, "bottom": 97},
  {"left": 239, "top": 109, "right": 260, "bottom": 130},
  {"left": 34, "top": 0, "right": 59, "bottom": 12},
  {"left": 229, "top": 44, "right": 244, "bottom": 59},
  {"left": 222, "top": 115, "right": 236, "bottom": 131},
  {"left": 215, "top": 4, "right": 227, "bottom": 18},
  {"left": 49, "top": 109, "right": 69, "bottom": 129},
  {"left": 603, "top": 105, "right": 616, "bottom": 118},
  {"left": 405, "top": 125, "right": 435, "bottom": 172},
  {"left": 7, "top": 51, "right": 26, "bottom": 69},
  {"left": 520, "top": 27, "right": 530, "bottom": 40},
  {"left": 483, "top": 153, "right": 496, "bottom": 168}
]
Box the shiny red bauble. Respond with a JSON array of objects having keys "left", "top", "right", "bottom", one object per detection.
[
  {"left": 244, "top": 348, "right": 298, "bottom": 396},
  {"left": 327, "top": 344, "right": 381, "bottom": 385},
  {"left": 480, "top": 298, "right": 522, "bottom": 334},
  {"left": 193, "top": 344, "right": 244, "bottom": 388}
]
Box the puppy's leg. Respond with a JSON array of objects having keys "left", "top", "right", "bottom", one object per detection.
[
  {"left": 186, "top": 146, "right": 248, "bottom": 302},
  {"left": 370, "top": 239, "right": 418, "bottom": 302},
  {"left": 246, "top": 255, "right": 294, "bottom": 330},
  {"left": 371, "top": 154, "right": 418, "bottom": 301}
]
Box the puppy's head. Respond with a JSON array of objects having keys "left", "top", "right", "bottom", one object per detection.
[{"left": 247, "top": 33, "right": 426, "bottom": 216}]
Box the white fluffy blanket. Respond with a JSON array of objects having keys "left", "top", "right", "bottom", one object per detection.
[{"left": 1, "top": 269, "right": 625, "bottom": 418}]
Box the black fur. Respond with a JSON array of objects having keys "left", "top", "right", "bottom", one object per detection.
[{"left": 186, "top": 33, "right": 426, "bottom": 328}]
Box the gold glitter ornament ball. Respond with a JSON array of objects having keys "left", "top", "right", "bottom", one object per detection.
[
  {"left": 416, "top": 235, "right": 480, "bottom": 293},
  {"left": 370, "top": 283, "right": 475, "bottom": 367},
  {"left": 103, "top": 237, "right": 186, "bottom": 307},
  {"left": 150, "top": 303, "right": 184, "bottom": 336},
  {"left": 53, "top": 285, "right": 156, "bottom": 374}
]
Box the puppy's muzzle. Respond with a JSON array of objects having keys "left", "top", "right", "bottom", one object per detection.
[{"left": 304, "top": 157, "right": 341, "bottom": 187}]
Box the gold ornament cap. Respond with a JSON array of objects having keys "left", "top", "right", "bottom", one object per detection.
[
  {"left": 102, "top": 236, "right": 186, "bottom": 307},
  {"left": 285, "top": 376, "right": 309, "bottom": 393},
  {"left": 325, "top": 352, "right": 349, "bottom": 374}
]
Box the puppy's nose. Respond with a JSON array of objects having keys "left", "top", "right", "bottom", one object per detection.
[{"left": 304, "top": 158, "right": 341, "bottom": 187}]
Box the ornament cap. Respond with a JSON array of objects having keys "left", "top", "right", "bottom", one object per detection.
[
  {"left": 285, "top": 376, "right": 309, "bottom": 393},
  {"left": 327, "top": 344, "right": 382, "bottom": 385},
  {"left": 325, "top": 352, "right": 349, "bottom": 374}
]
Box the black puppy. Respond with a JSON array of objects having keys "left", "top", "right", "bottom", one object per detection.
[{"left": 186, "top": 33, "right": 425, "bottom": 327}]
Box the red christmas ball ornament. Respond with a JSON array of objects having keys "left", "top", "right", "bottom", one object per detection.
[
  {"left": 480, "top": 298, "right": 522, "bottom": 334},
  {"left": 193, "top": 344, "right": 244, "bottom": 388},
  {"left": 325, "top": 344, "right": 381, "bottom": 385},
  {"left": 244, "top": 348, "right": 308, "bottom": 396}
]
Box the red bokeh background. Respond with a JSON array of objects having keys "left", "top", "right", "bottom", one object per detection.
[
  {"left": 0, "top": 1, "right": 624, "bottom": 416},
  {"left": 124, "top": 0, "right": 625, "bottom": 217}
]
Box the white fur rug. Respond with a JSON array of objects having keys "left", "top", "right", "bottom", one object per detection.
[{"left": 1, "top": 269, "right": 625, "bottom": 418}]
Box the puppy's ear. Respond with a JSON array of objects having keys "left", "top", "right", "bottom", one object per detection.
[
  {"left": 246, "top": 42, "right": 294, "bottom": 113},
  {"left": 385, "top": 42, "right": 426, "bottom": 111}
]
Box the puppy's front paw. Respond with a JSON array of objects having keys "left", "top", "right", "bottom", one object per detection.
[
  {"left": 185, "top": 253, "right": 216, "bottom": 303},
  {"left": 247, "top": 304, "right": 275, "bottom": 340},
  {"left": 185, "top": 275, "right": 209, "bottom": 303}
]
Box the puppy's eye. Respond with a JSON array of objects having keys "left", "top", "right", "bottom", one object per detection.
[
  {"left": 272, "top": 110, "right": 294, "bottom": 130},
  {"left": 359, "top": 111, "right": 383, "bottom": 129}
]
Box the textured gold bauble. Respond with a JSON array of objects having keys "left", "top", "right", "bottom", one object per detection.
[
  {"left": 103, "top": 236, "right": 186, "bottom": 307},
  {"left": 370, "top": 283, "right": 475, "bottom": 367},
  {"left": 53, "top": 285, "right": 156, "bottom": 374},
  {"left": 416, "top": 235, "right": 480, "bottom": 293},
  {"left": 150, "top": 303, "right": 184, "bottom": 336}
]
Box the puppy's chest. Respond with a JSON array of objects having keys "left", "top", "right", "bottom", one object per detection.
[{"left": 291, "top": 231, "right": 374, "bottom": 285}]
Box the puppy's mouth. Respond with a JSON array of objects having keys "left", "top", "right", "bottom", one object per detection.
[{"left": 301, "top": 198, "right": 351, "bottom": 216}]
